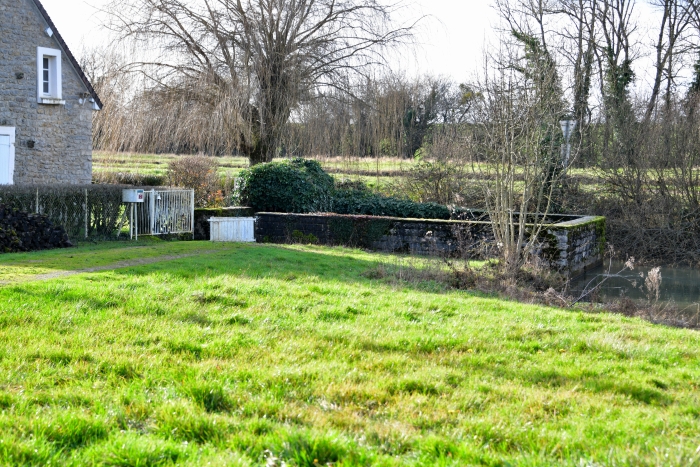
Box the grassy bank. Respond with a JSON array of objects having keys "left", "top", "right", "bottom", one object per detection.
[{"left": 0, "top": 240, "right": 698, "bottom": 466}]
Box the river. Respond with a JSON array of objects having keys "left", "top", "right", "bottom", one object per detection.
[{"left": 569, "top": 260, "right": 700, "bottom": 307}]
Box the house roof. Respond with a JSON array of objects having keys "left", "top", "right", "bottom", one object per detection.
[{"left": 29, "top": 0, "right": 104, "bottom": 110}]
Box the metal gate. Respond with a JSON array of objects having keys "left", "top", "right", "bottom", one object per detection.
[{"left": 130, "top": 189, "right": 194, "bottom": 237}]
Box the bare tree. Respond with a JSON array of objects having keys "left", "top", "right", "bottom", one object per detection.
[
  {"left": 554, "top": 0, "right": 598, "bottom": 165},
  {"left": 645, "top": 0, "right": 698, "bottom": 121},
  {"left": 592, "top": 0, "right": 639, "bottom": 172},
  {"left": 105, "top": 0, "right": 416, "bottom": 165},
  {"left": 470, "top": 43, "right": 567, "bottom": 278}
]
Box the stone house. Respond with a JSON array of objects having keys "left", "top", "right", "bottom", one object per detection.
[{"left": 0, "top": 0, "right": 102, "bottom": 185}]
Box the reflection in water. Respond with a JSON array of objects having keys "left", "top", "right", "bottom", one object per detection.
[{"left": 569, "top": 261, "right": 700, "bottom": 307}]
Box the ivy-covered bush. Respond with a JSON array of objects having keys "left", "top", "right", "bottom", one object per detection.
[
  {"left": 234, "top": 158, "right": 453, "bottom": 219},
  {"left": 332, "top": 185, "right": 451, "bottom": 219},
  {"left": 234, "top": 158, "right": 334, "bottom": 213}
]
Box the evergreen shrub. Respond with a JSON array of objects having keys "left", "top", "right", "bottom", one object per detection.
[
  {"left": 234, "top": 159, "right": 334, "bottom": 213},
  {"left": 332, "top": 185, "right": 451, "bottom": 219},
  {"left": 234, "top": 159, "right": 452, "bottom": 219},
  {"left": 0, "top": 205, "right": 72, "bottom": 253}
]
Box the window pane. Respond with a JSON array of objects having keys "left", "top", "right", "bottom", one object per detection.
[{"left": 42, "top": 56, "right": 50, "bottom": 94}]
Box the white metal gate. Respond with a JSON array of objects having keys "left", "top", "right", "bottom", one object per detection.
[{"left": 130, "top": 189, "right": 194, "bottom": 237}]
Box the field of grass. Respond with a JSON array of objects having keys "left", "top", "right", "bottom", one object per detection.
[
  {"left": 0, "top": 239, "right": 699, "bottom": 466},
  {"left": 93, "top": 152, "right": 400, "bottom": 191},
  {"left": 93, "top": 151, "right": 603, "bottom": 177},
  {"left": 92, "top": 151, "right": 608, "bottom": 198},
  {"left": 93, "top": 152, "right": 249, "bottom": 179}
]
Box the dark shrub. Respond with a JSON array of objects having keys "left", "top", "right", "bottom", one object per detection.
[
  {"left": 332, "top": 185, "right": 451, "bottom": 219},
  {"left": 234, "top": 158, "right": 334, "bottom": 213},
  {"left": 235, "top": 159, "right": 452, "bottom": 219},
  {"left": 0, "top": 205, "right": 72, "bottom": 253}
]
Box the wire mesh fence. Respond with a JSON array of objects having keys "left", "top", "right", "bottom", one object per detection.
[
  {"left": 0, "top": 185, "right": 193, "bottom": 242},
  {"left": 0, "top": 185, "right": 125, "bottom": 241}
]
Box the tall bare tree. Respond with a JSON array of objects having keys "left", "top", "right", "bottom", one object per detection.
[
  {"left": 106, "top": 0, "right": 415, "bottom": 164},
  {"left": 554, "top": 0, "right": 597, "bottom": 165},
  {"left": 645, "top": 0, "right": 698, "bottom": 121},
  {"left": 593, "top": 0, "right": 639, "bottom": 171},
  {"left": 469, "top": 44, "right": 567, "bottom": 278}
]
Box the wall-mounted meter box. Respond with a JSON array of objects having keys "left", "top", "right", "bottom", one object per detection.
[{"left": 122, "top": 189, "right": 145, "bottom": 203}]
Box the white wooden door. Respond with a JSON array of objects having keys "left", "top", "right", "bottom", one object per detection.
[{"left": 0, "top": 127, "right": 15, "bottom": 185}]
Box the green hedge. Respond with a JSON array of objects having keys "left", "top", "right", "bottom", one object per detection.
[
  {"left": 0, "top": 185, "right": 125, "bottom": 240},
  {"left": 332, "top": 187, "right": 451, "bottom": 220},
  {"left": 234, "top": 159, "right": 455, "bottom": 220},
  {"left": 233, "top": 158, "right": 334, "bottom": 213}
]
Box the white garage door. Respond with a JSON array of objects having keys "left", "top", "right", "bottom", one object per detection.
[{"left": 0, "top": 127, "right": 15, "bottom": 185}]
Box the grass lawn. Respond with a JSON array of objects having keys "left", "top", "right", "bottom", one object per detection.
[{"left": 1, "top": 240, "right": 699, "bottom": 466}]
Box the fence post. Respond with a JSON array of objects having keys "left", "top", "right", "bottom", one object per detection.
[
  {"left": 35, "top": 188, "right": 39, "bottom": 214},
  {"left": 150, "top": 189, "right": 156, "bottom": 234},
  {"left": 191, "top": 189, "right": 195, "bottom": 240},
  {"left": 84, "top": 188, "right": 88, "bottom": 239}
]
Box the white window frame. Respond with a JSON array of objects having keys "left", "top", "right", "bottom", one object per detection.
[
  {"left": 37, "top": 47, "right": 63, "bottom": 104},
  {"left": 0, "top": 127, "right": 16, "bottom": 186}
]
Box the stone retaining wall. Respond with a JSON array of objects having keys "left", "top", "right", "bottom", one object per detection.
[
  {"left": 254, "top": 212, "right": 605, "bottom": 276},
  {"left": 542, "top": 216, "right": 606, "bottom": 275}
]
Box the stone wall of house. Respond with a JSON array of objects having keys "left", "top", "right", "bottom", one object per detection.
[
  {"left": 0, "top": 0, "right": 93, "bottom": 185},
  {"left": 254, "top": 212, "right": 606, "bottom": 276}
]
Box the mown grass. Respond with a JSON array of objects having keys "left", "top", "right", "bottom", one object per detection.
[{"left": 1, "top": 240, "right": 699, "bottom": 466}]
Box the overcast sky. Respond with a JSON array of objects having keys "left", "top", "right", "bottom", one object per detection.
[
  {"left": 40, "top": 0, "right": 671, "bottom": 89},
  {"left": 40, "top": 0, "right": 498, "bottom": 82}
]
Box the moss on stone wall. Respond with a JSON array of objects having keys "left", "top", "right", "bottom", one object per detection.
[{"left": 254, "top": 213, "right": 606, "bottom": 274}]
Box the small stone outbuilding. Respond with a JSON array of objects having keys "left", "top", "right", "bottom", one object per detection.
[{"left": 0, "top": 0, "right": 102, "bottom": 185}]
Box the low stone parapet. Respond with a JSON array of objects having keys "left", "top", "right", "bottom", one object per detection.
[{"left": 254, "top": 212, "right": 605, "bottom": 276}]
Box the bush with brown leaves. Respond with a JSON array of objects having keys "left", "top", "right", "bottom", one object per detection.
[{"left": 167, "top": 156, "right": 221, "bottom": 207}]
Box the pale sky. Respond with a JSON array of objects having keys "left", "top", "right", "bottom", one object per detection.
[
  {"left": 40, "top": 0, "right": 673, "bottom": 90},
  {"left": 40, "top": 0, "right": 498, "bottom": 82}
]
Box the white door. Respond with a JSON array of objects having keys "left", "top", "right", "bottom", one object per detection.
[{"left": 0, "top": 127, "right": 15, "bottom": 185}]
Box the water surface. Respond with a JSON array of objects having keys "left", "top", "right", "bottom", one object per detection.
[{"left": 570, "top": 261, "right": 700, "bottom": 307}]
